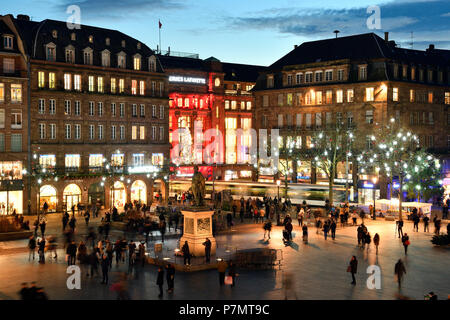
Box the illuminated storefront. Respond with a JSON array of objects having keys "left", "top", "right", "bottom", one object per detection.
[
  {"left": 0, "top": 161, "right": 24, "bottom": 214},
  {"left": 63, "top": 184, "right": 81, "bottom": 211},
  {"left": 88, "top": 183, "right": 105, "bottom": 205},
  {"left": 39, "top": 185, "right": 57, "bottom": 212},
  {"left": 131, "top": 180, "right": 147, "bottom": 204},
  {"left": 111, "top": 181, "right": 126, "bottom": 210}
]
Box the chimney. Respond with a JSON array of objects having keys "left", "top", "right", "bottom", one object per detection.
[
  {"left": 384, "top": 32, "right": 389, "bottom": 42},
  {"left": 428, "top": 44, "right": 435, "bottom": 51},
  {"left": 294, "top": 45, "right": 298, "bottom": 49},
  {"left": 16, "top": 14, "right": 30, "bottom": 21}
]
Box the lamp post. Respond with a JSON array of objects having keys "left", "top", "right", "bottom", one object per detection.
[{"left": 372, "top": 176, "right": 378, "bottom": 220}]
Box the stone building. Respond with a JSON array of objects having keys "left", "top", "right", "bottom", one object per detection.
[
  {"left": 157, "top": 52, "right": 265, "bottom": 182},
  {"left": 253, "top": 32, "right": 450, "bottom": 201},
  {"left": 1, "top": 14, "right": 170, "bottom": 214}
]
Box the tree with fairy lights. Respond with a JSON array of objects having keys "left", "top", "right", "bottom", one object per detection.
[
  {"left": 357, "top": 118, "right": 442, "bottom": 220},
  {"left": 299, "top": 123, "right": 355, "bottom": 206}
]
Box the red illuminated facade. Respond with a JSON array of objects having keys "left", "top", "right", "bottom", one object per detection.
[{"left": 158, "top": 54, "right": 265, "bottom": 180}]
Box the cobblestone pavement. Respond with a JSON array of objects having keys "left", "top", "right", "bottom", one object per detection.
[{"left": 0, "top": 214, "right": 449, "bottom": 300}]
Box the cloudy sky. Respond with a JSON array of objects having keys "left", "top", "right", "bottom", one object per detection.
[{"left": 2, "top": 0, "right": 450, "bottom": 65}]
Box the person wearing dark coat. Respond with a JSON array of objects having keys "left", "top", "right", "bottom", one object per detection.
[
  {"left": 401, "top": 233, "right": 410, "bottom": 255},
  {"left": 330, "top": 220, "right": 337, "bottom": 240},
  {"left": 182, "top": 241, "right": 191, "bottom": 265},
  {"left": 349, "top": 256, "right": 358, "bottom": 285},
  {"left": 228, "top": 260, "right": 237, "bottom": 287},
  {"left": 423, "top": 215, "right": 430, "bottom": 232},
  {"left": 165, "top": 263, "right": 175, "bottom": 293},
  {"left": 156, "top": 266, "right": 164, "bottom": 297},
  {"left": 66, "top": 241, "right": 77, "bottom": 266},
  {"left": 18, "top": 283, "right": 30, "bottom": 300},
  {"left": 394, "top": 259, "right": 406, "bottom": 288},
  {"left": 38, "top": 238, "right": 46, "bottom": 263},
  {"left": 202, "top": 238, "right": 212, "bottom": 263},
  {"left": 62, "top": 213, "right": 69, "bottom": 231},
  {"left": 88, "top": 251, "right": 99, "bottom": 277},
  {"left": 100, "top": 254, "right": 109, "bottom": 284}
]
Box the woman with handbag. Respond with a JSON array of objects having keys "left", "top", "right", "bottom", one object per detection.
[
  {"left": 401, "top": 233, "right": 410, "bottom": 255},
  {"left": 348, "top": 256, "right": 358, "bottom": 285}
]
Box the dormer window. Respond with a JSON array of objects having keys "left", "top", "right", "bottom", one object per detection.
[
  {"left": 65, "top": 45, "right": 75, "bottom": 63},
  {"left": 117, "top": 52, "right": 126, "bottom": 68},
  {"left": 71, "top": 33, "right": 76, "bottom": 41},
  {"left": 83, "top": 47, "right": 93, "bottom": 65},
  {"left": 3, "top": 35, "right": 13, "bottom": 49},
  {"left": 45, "top": 42, "right": 56, "bottom": 61},
  {"left": 105, "top": 38, "right": 110, "bottom": 46},
  {"left": 101, "top": 50, "right": 110, "bottom": 67},
  {"left": 137, "top": 42, "right": 141, "bottom": 50},
  {"left": 267, "top": 75, "right": 274, "bottom": 88},
  {"left": 133, "top": 54, "right": 141, "bottom": 71},
  {"left": 52, "top": 30, "right": 58, "bottom": 38},
  {"left": 148, "top": 55, "right": 156, "bottom": 72},
  {"left": 358, "top": 65, "right": 367, "bottom": 80},
  {"left": 88, "top": 35, "right": 94, "bottom": 43},
  {"left": 121, "top": 40, "right": 126, "bottom": 48}
]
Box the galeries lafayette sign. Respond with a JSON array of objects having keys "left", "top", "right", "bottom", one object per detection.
[{"left": 169, "top": 75, "right": 206, "bottom": 84}]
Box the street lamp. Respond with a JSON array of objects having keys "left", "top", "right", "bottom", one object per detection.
[
  {"left": 372, "top": 176, "right": 378, "bottom": 220},
  {"left": 276, "top": 179, "right": 281, "bottom": 199}
]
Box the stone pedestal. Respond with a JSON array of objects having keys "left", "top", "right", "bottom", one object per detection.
[{"left": 180, "top": 207, "right": 216, "bottom": 257}]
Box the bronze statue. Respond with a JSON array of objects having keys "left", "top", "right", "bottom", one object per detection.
[{"left": 191, "top": 165, "right": 206, "bottom": 206}]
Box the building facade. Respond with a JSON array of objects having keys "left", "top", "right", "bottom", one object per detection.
[
  {"left": 0, "top": 17, "right": 29, "bottom": 215},
  {"left": 1, "top": 14, "right": 170, "bottom": 214},
  {"left": 157, "top": 53, "right": 264, "bottom": 182},
  {"left": 253, "top": 32, "right": 450, "bottom": 202}
]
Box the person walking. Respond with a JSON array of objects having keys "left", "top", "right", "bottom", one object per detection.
[
  {"left": 202, "top": 238, "right": 211, "bottom": 263},
  {"left": 298, "top": 208, "right": 304, "bottom": 226},
  {"left": 239, "top": 205, "right": 244, "bottom": 223},
  {"left": 397, "top": 219, "right": 404, "bottom": 238},
  {"left": 365, "top": 232, "right": 371, "bottom": 251},
  {"left": 37, "top": 237, "right": 46, "bottom": 264},
  {"left": 165, "top": 263, "right": 175, "bottom": 293},
  {"left": 100, "top": 254, "right": 109, "bottom": 284},
  {"left": 88, "top": 250, "right": 99, "bottom": 277},
  {"left": 84, "top": 210, "right": 90, "bottom": 226},
  {"left": 373, "top": 233, "right": 380, "bottom": 254},
  {"left": 217, "top": 259, "right": 228, "bottom": 286},
  {"left": 66, "top": 241, "right": 77, "bottom": 266},
  {"left": 401, "top": 233, "right": 410, "bottom": 255},
  {"left": 357, "top": 224, "right": 364, "bottom": 248},
  {"left": 423, "top": 215, "right": 430, "bottom": 232},
  {"left": 330, "top": 220, "right": 337, "bottom": 240},
  {"left": 434, "top": 218, "right": 441, "bottom": 235},
  {"left": 228, "top": 260, "right": 237, "bottom": 288},
  {"left": 413, "top": 215, "right": 420, "bottom": 232},
  {"left": 69, "top": 216, "right": 76, "bottom": 233},
  {"left": 348, "top": 256, "right": 358, "bottom": 285},
  {"left": 263, "top": 220, "right": 272, "bottom": 240},
  {"left": 156, "top": 266, "right": 164, "bottom": 298},
  {"left": 62, "top": 212, "right": 69, "bottom": 231},
  {"left": 302, "top": 224, "right": 308, "bottom": 244},
  {"left": 28, "top": 236, "right": 36, "bottom": 261},
  {"left": 182, "top": 241, "right": 191, "bottom": 266},
  {"left": 323, "top": 221, "right": 330, "bottom": 240},
  {"left": 39, "top": 219, "right": 46, "bottom": 238},
  {"left": 160, "top": 219, "right": 166, "bottom": 243},
  {"left": 394, "top": 259, "right": 406, "bottom": 288},
  {"left": 351, "top": 211, "right": 358, "bottom": 226}
]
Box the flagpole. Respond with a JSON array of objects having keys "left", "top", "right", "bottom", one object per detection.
[{"left": 158, "top": 20, "right": 161, "bottom": 54}]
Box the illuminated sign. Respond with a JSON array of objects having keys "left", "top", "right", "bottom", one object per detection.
[
  {"left": 169, "top": 75, "right": 206, "bottom": 85},
  {"left": 128, "top": 165, "right": 160, "bottom": 174}
]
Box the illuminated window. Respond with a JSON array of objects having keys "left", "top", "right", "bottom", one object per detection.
[
  {"left": 347, "top": 89, "right": 354, "bottom": 102},
  {"left": 64, "top": 74, "right": 71, "bottom": 90},
  {"left": 133, "top": 56, "right": 141, "bottom": 70},
  {"left": 132, "top": 125, "right": 137, "bottom": 140},
  {"left": 225, "top": 117, "right": 237, "bottom": 164},
  {"left": 49, "top": 73, "right": 55, "bottom": 89},
  {"left": 241, "top": 101, "right": 245, "bottom": 109},
  {"left": 287, "top": 93, "right": 293, "bottom": 106},
  {"left": 152, "top": 153, "right": 164, "bottom": 166},
  {"left": 445, "top": 92, "right": 450, "bottom": 105},
  {"left": 11, "top": 109, "right": 21, "bottom": 129},
  {"left": 11, "top": 84, "right": 22, "bottom": 102},
  {"left": 246, "top": 101, "right": 251, "bottom": 110},
  {"left": 178, "top": 116, "right": 190, "bottom": 128},
  {"left": 366, "top": 110, "right": 374, "bottom": 124},
  {"left": 225, "top": 100, "right": 230, "bottom": 109},
  {"left": 393, "top": 87, "right": 399, "bottom": 101},
  {"left": 38, "top": 72, "right": 45, "bottom": 88},
  {"left": 336, "top": 90, "right": 343, "bottom": 103},
  {"left": 88, "top": 76, "right": 94, "bottom": 92},
  {"left": 97, "top": 77, "right": 104, "bottom": 93},
  {"left": 140, "top": 126, "right": 145, "bottom": 140},
  {"left": 131, "top": 80, "right": 137, "bottom": 95},
  {"left": 111, "top": 78, "right": 116, "bottom": 93},
  {"left": 325, "top": 90, "right": 332, "bottom": 104},
  {"left": 184, "top": 98, "right": 189, "bottom": 108},
  {"left": 74, "top": 74, "right": 81, "bottom": 91},
  {"left": 39, "top": 155, "right": 56, "bottom": 168},
  {"left": 139, "top": 81, "right": 145, "bottom": 95},
  {"left": 316, "top": 91, "right": 322, "bottom": 105},
  {"left": 65, "top": 154, "right": 80, "bottom": 170},
  {"left": 111, "top": 154, "right": 124, "bottom": 167},
  {"left": 89, "top": 154, "right": 103, "bottom": 169},
  {"left": 119, "top": 79, "right": 124, "bottom": 93},
  {"left": 101, "top": 50, "right": 110, "bottom": 67},
  {"left": 359, "top": 66, "right": 367, "bottom": 80},
  {"left": 410, "top": 89, "right": 415, "bottom": 102},
  {"left": 337, "top": 69, "right": 344, "bottom": 81},
  {"left": 428, "top": 91, "right": 433, "bottom": 103},
  {"left": 365, "top": 87, "right": 374, "bottom": 101},
  {"left": 231, "top": 101, "right": 237, "bottom": 109}
]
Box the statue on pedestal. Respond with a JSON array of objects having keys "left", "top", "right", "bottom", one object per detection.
[{"left": 191, "top": 165, "right": 206, "bottom": 207}]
